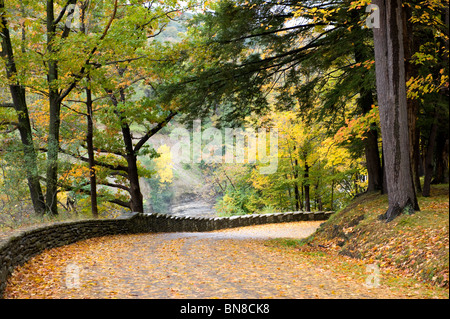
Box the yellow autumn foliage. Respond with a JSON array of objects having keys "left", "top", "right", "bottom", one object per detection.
[{"left": 154, "top": 144, "right": 173, "bottom": 185}]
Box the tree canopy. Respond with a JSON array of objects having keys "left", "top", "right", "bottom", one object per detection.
[{"left": 1, "top": 0, "right": 448, "bottom": 223}]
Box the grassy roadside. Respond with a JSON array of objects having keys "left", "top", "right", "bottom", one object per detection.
[{"left": 266, "top": 184, "right": 449, "bottom": 298}]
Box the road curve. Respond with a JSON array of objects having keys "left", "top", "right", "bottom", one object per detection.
[{"left": 5, "top": 221, "right": 407, "bottom": 299}]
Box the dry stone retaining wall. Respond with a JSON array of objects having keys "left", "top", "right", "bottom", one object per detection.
[
  {"left": 128, "top": 211, "right": 333, "bottom": 233},
  {"left": 0, "top": 210, "right": 333, "bottom": 297}
]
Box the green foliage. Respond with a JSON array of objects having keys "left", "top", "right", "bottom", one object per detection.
[
  {"left": 144, "top": 177, "right": 174, "bottom": 214},
  {"left": 1, "top": 0, "right": 448, "bottom": 223},
  {"left": 195, "top": 103, "right": 369, "bottom": 217},
  {"left": 216, "top": 182, "right": 264, "bottom": 215}
]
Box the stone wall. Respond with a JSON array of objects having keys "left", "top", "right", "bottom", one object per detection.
[
  {"left": 0, "top": 211, "right": 333, "bottom": 297},
  {"left": 128, "top": 211, "right": 334, "bottom": 233}
]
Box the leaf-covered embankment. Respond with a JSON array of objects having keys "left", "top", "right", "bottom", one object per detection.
[{"left": 296, "top": 184, "right": 449, "bottom": 289}]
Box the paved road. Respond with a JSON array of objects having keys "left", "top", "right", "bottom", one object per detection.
[{"left": 5, "top": 222, "right": 406, "bottom": 299}]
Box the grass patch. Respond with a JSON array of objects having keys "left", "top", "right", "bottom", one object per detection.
[{"left": 269, "top": 238, "right": 302, "bottom": 248}]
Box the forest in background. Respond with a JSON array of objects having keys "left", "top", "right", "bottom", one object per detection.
[{"left": 0, "top": 0, "right": 448, "bottom": 230}]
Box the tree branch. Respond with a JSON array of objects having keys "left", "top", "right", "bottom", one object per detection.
[
  {"left": 57, "top": 180, "right": 131, "bottom": 209},
  {"left": 44, "top": 147, "right": 130, "bottom": 173},
  {"left": 87, "top": 55, "right": 148, "bottom": 68},
  {"left": 0, "top": 124, "right": 18, "bottom": 134},
  {"left": 102, "top": 182, "right": 130, "bottom": 192},
  {"left": 57, "top": 0, "right": 119, "bottom": 103},
  {"left": 108, "top": 198, "right": 131, "bottom": 209},
  {"left": 218, "top": 23, "right": 328, "bottom": 44},
  {"left": 134, "top": 111, "right": 178, "bottom": 153},
  {"left": 86, "top": 144, "right": 126, "bottom": 158}
]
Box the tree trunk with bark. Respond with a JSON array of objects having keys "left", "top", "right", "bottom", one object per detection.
[
  {"left": 86, "top": 86, "right": 98, "bottom": 218},
  {"left": 363, "top": 127, "right": 383, "bottom": 192},
  {"left": 293, "top": 158, "right": 300, "bottom": 211},
  {"left": 422, "top": 108, "right": 439, "bottom": 197},
  {"left": 304, "top": 161, "right": 311, "bottom": 212},
  {"left": 0, "top": 1, "right": 46, "bottom": 215},
  {"left": 354, "top": 44, "right": 383, "bottom": 192},
  {"left": 44, "top": 0, "right": 61, "bottom": 216},
  {"left": 372, "top": 0, "right": 419, "bottom": 221},
  {"left": 432, "top": 134, "right": 449, "bottom": 184},
  {"left": 45, "top": 92, "right": 61, "bottom": 215},
  {"left": 403, "top": 5, "right": 423, "bottom": 194},
  {"left": 108, "top": 87, "right": 145, "bottom": 213},
  {"left": 121, "top": 122, "right": 144, "bottom": 213}
]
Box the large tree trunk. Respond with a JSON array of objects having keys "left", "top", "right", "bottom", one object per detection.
[
  {"left": 354, "top": 43, "right": 383, "bottom": 192},
  {"left": 289, "top": 145, "right": 301, "bottom": 210},
  {"left": 359, "top": 89, "right": 382, "bottom": 193},
  {"left": 121, "top": 123, "right": 144, "bottom": 213},
  {"left": 403, "top": 5, "right": 423, "bottom": 194},
  {"left": 45, "top": 0, "right": 61, "bottom": 215},
  {"left": 108, "top": 87, "right": 144, "bottom": 214},
  {"left": 422, "top": 109, "right": 438, "bottom": 197},
  {"left": 293, "top": 180, "right": 300, "bottom": 211},
  {"left": 81, "top": 8, "right": 98, "bottom": 218},
  {"left": 45, "top": 93, "right": 61, "bottom": 215},
  {"left": 363, "top": 127, "right": 383, "bottom": 192},
  {"left": 432, "top": 134, "right": 449, "bottom": 184},
  {"left": 372, "top": 0, "right": 419, "bottom": 221},
  {"left": 381, "top": 147, "right": 388, "bottom": 194},
  {"left": 1, "top": 1, "right": 46, "bottom": 215}
]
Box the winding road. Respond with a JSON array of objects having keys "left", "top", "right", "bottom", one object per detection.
[{"left": 4, "top": 221, "right": 410, "bottom": 299}]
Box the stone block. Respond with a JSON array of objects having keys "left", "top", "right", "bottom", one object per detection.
[
  {"left": 283, "top": 212, "right": 294, "bottom": 222},
  {"left": 229, "top": 216, "right": 240, "bottom": 228},
  {"left": 291, "top": 212, "right": 303, "bottom": 221},
  {"left": 314, "top": 211, "right": 325, "bottom": 220}
]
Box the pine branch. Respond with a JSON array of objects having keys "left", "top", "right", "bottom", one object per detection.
[{"left": 217, "top": 23, "right": 328, "bottom": 44}]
